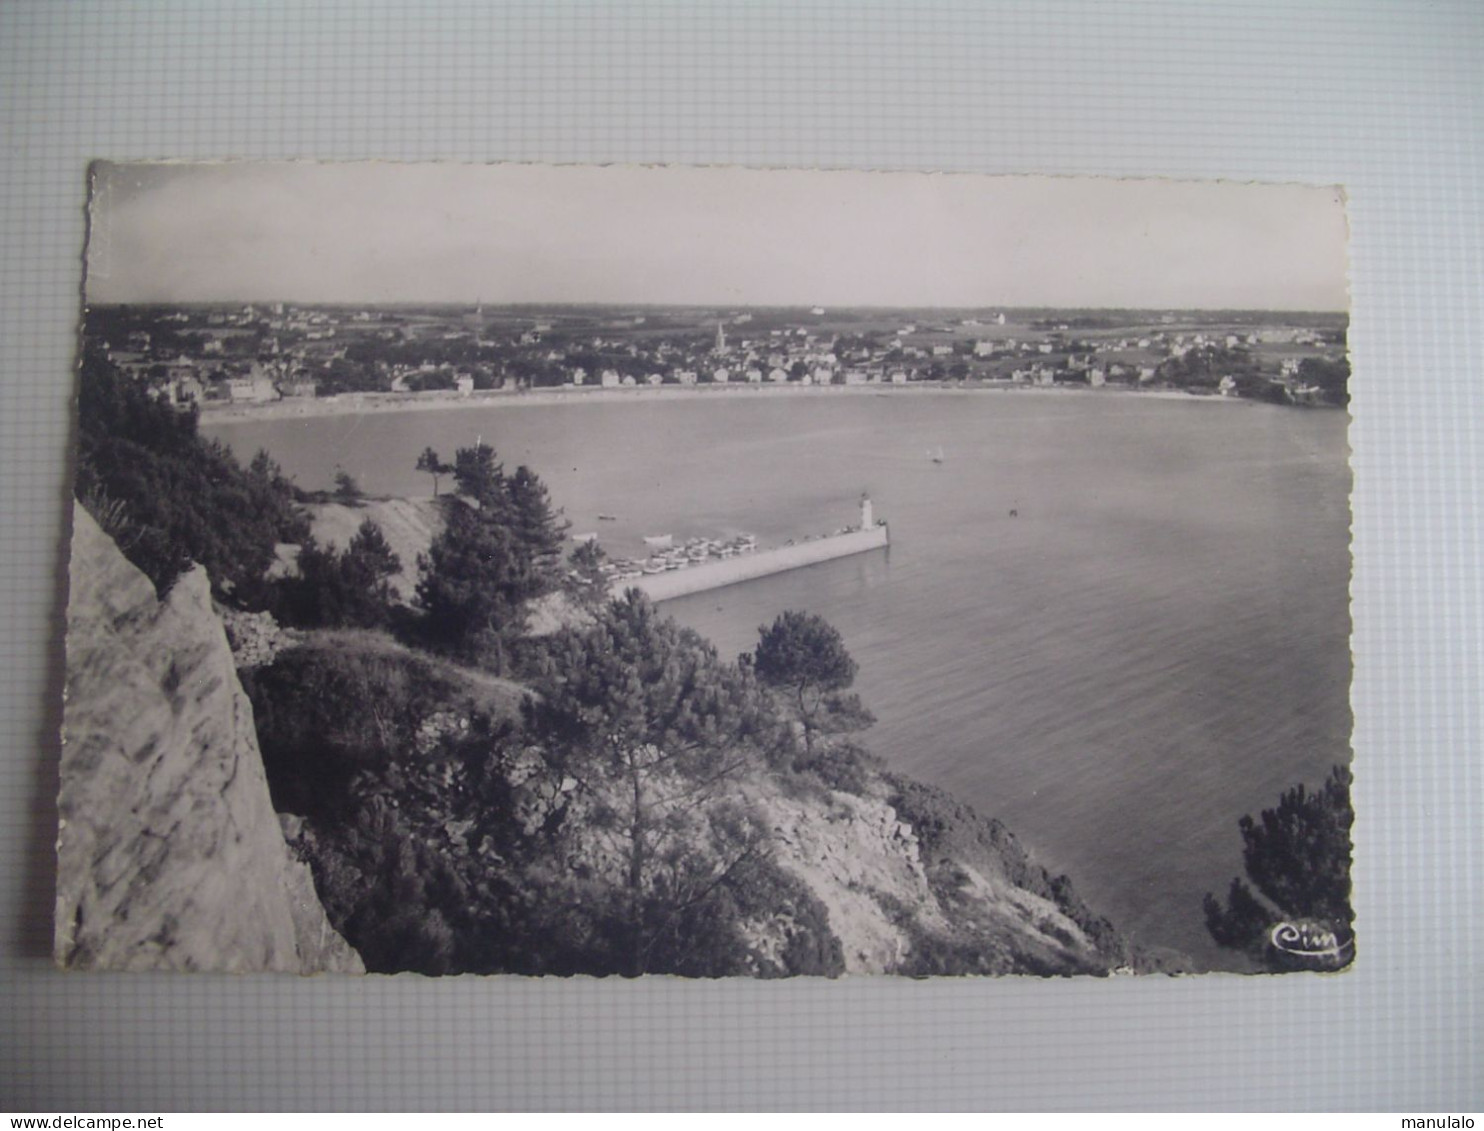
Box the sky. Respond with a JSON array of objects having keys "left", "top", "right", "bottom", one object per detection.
[{"left": 85, "top": 162, "right": 1349, "bottom": 311}]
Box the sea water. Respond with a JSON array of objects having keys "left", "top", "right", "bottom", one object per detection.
[{"left": 206, "top": 390, "right": 1352, "bottom": 968}]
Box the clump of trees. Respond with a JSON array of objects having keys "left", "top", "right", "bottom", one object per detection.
[
  {"left": 333, "top": 469, "right": 363, "bottom": 504},
  {"left": 751, "top": 610, "right": 875, "bottom": 764},
  {"left": 1157, "top": 345, "right": 1259, "bottom": 392},
  {"left": 76, "top": 349, "right": 416, "bottom": 637},
  {"left": 75, "top": 357, "right": 583, "bottom": 667},
  {"left": 256, "top": 592, "right": 844, "bottom": 977},
  {"left": 314, "top": 356, "right": 385, "bottom": 397},
  {"left": 1203, "top": 765, "right": 1354, "bottom": 971},
  {"left": 274, "top": 519, "right": 401, "bottom": 630},
  {"left": 517, "top": 592, "right": 827, "bottom": 976},
  {"left": 74, "top": 349, "right": 309, "bottom": 602},
  {"left": 1297, "top": 356, "right": 1350, "bottom": 407},
  {"left": 1155, "top": 344, "right": 1350, "bottom": 407},
  {"left": 413, "top": 443, "right": 567, "bottom": 672}
]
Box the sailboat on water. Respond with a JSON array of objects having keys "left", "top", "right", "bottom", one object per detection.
[{"left": 930, "top": 445, "right": 945, "bottom": 464}]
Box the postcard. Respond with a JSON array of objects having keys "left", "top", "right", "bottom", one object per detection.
[{"left": 58, "top": 162, "right": 1352, "bottom": 975}]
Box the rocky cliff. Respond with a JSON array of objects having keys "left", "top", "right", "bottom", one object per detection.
[
  {"left": 761, "top": 780, "right": 1117, "bottom": 976},
  {"left": 54, "top": 508, "right": 363, "bottom": 973}
]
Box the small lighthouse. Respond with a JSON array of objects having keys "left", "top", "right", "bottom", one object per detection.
[{"left": 859, "top": 493, "right": 874, "bottom": 530}]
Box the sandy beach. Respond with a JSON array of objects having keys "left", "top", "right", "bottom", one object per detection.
[{"left": 197, "top": 380, "right": 1239, "bottom": 423}]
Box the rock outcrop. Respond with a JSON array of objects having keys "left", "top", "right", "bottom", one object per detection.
[
  {"left": 482, "top": 740, "right": 1123, "bottom": 977},
  {"left": 759, "top": 778, "right": 1119, "bottom": 976},
  {"left": 54, "top": 508, "right": 363, "bottom": 974}
]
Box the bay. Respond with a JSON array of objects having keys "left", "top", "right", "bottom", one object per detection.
[{"left": 205, "top": 389, "right": 1353, "bottom": 968}]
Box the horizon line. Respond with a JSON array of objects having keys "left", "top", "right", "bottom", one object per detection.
[{"left": 86, "top": 299, "right": 1350, "bottom": 316}]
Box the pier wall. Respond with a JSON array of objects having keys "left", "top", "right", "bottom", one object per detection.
[{"left": 611, "top": 525, "right": 888, "bottom": 603}]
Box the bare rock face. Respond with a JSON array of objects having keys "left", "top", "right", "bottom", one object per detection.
[
  {"left": 54, "top": 509, "right": 364, "bottom": 974},
  {"left": 761, "top": 781, "right": 1115, "bottom": 977}
]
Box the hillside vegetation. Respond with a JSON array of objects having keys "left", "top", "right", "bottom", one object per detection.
[
  {"left": 244, "top": 598, "right": 1130, "bottom": 976},
  {"left": 72, "top": 347, "right": 1141, "bottom": 977}
]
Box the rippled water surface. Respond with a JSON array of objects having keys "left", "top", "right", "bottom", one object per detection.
[{"left": 207, "top": 390, "right": 1352, "bottom": 967}]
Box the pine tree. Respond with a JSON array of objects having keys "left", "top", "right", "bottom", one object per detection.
[
  {"left": 1203, "top": 765, "right": 1354, "bottom": 969},
  {"left": 340, "top": 517, "right": 402, "bottom": 616},
  {"left": 415, "top": 447, "right": 452, "bottom": 497},
  {"left": 415, "top": 501, "right": 532, "bottom": 671},
  {"left": 525, "top": 591, "right": 774, "bottom": 974},
  {"left": 506, "top": 464, "right": 568, "bottom": 576},
  {"left": 752, "top": 610, "right": 874, "bottom": 758},
  {"left": 275, "top": 518, "right": 401, "bottom": 630},
  {"left": 415, "top": 443, "right": 570, "bottom": 666},
  {"left": 452, "top": 441, "right": 506, "bottom": 509}
]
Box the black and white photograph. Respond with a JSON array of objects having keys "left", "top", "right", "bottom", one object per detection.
[{"left": 59, "top": 161, "right": 1353, "bottom": 978}]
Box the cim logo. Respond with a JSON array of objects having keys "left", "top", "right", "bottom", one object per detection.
[{"left": 1269, "top": 919, "right": 1355, "bottom": 970}]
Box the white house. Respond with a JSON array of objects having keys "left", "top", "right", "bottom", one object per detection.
[{"left": 227, "top": 375, "right": 277, "bottom": 403}]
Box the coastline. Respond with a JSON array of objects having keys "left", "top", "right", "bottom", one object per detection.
[{"left": 196, "top": 380, "right": 1246, "bottom": 424}]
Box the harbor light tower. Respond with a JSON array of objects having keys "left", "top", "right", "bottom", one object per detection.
[{"left": 860, "top": 493, "right": 874, "bottom": 530}]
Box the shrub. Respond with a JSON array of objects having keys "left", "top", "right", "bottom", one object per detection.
[{"left": 244, "top": 632, "right": 472, "bottom": 817}]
